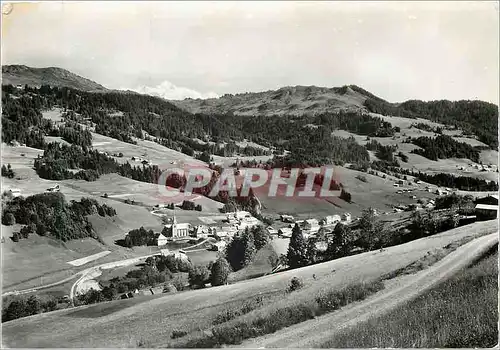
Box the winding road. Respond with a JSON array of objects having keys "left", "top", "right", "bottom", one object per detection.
[
  {"left": 3, "top": 238, "right": 213, "bottom": 300},
  {"left": 237, "top": 232, "right": 498, "bottom": 348}
]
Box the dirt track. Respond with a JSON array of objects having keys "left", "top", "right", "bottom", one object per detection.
[{"left": 237, "top": 232, "right": 498, "bottom": 348}]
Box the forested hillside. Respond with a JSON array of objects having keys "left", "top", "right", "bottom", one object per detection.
[
  {"left": 364, "top": 97, "right": 498, "bottom": 149},
  {"left": 2, "top": 84, "right": 394, "bottom": 168}
]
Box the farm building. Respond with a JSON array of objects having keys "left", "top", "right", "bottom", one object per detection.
[
  {"left": 210, "top": 241, "right": 227, "bottom": 251},
  {"left": 194, "top": 225, "right": 209, "bottom": 238},
  {"left": 303, "top": 219, "right": 320, "bottom": 233},
  {"left": 266, "top": 226, "right": 278, "bottom": 235},
  {"left": 323, "top": 215, "right": 341, "bottom": 226},
  {"left": 280, "top": 214, "right": 295, "bottom": 223},
  {"left": 476, "top": 195, "right": 499, "bottom": 205},
  {"left": 238, "top": 216, "right": 259, "bottom": 230},
  {"left": 475, "top": 195, "right": 499, "bottom": 220},
  {"left": 156, "top": 233, "right": 169, "bottom": 246},
  {"left": 475, "top": 204, "right": 498, "bottom": 220},
  {"left": 214, "top": 225, "right": 238, "bottom": 237},
  {"left": 7, "top": 188, "right": 21, "bottom": 197},
  {"left": 278, "top": 227, "right": 293, "bottom": 238}
]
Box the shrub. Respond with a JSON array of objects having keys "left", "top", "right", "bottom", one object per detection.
[
  {"left": 171, "top": 330, "right": 188, "bottom": 339},
  {"left": 188, "top": 265, "right": 210, "bottom": 288},
  {"left": 287, "top": 277, "right": 304, "bottom": 293},
  {"left": 2, "top": 213, "right": 15, "bottom": 226},
  {"left": 340, "top": 189, "right": 352, "bottom": 202},
  {"left": 11, "top": 232, "right": 20, "bottom": 242},
  {"left": 355, "top": 174, "right": 368, "bottom": 183}
]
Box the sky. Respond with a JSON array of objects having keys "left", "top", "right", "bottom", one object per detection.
[{"left": 2, "top": 1, "right": 499, "bottom": 103}]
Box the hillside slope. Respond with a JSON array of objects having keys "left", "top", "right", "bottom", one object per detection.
[
  {"left": 172, "top": 85, "right": 372, "bottom": 116},
  {"left": 2, "top": 65, "right": 107, "bottom": 92},
  {"left": 2, "top": 221, "right": 497, "bottom": 348}
]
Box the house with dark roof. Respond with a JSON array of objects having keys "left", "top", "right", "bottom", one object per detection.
[{"left": 475, "top": 195, "right": 498, "bottom": 220}]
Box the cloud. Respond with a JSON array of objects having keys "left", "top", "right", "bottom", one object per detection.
[{"left": 123, "top": 80, "right": 219, "bottom": 100}]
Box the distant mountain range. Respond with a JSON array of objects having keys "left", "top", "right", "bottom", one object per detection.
[
  {"left": 2, "top": 65, "right": 107, "bottom": 92},
  {"left": 1, "top": 65, "right": 381, "bottom": 115},
  {"left": 2, "top": 65, "right": 497, "bottom": 148},
  {"left": 171, "top": 85, "right": 372, "bottom": 116}
]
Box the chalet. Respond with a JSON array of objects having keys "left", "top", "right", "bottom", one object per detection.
[
  {"left": 47, "top": 184, "right": 60, "bottom": 192},
  {"left": 476, "top": 195, "right": 499, "bottom": 205},
  {"left": 211, "top": 241, "right": 227, "bottom": 251},
  {"left": 475, "top": 195, "right": 499, "bottom": 220},
  {"left": 8, "top": 188, "right": 21, "bottom": 197},
  {"left": 214, "top": 225, "right": 238, "bottom": 237},
  {"left": 280, "top": 214, "right": 295, "bottom": 223},
  {"left": 238, "top": 216, "right": 259, "bottom": 230},
  {"left": 341, "top": 213, "right": 352, "bottom": 223},
  {"left": 266, "top": 226, "right": 278, "bottom": 235},
  {"left": 323, "top": 215, "right": 341, "bottom": 226},
  {"left": 278, "top": 227, "right": 293, "bottom": 238},
  {"left": 156, "top": 233, "right": 169, "bottom": 247},
  {"left": 194, "top": 225, "right": 209, "bottom": 238},
  {"left": 303, "top": 219, "right": 320, "bottom": 233},
  {"left": 475, "top": 204, "right": 498, "bottom": 220}
]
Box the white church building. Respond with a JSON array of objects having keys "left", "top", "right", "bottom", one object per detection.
[{"left": 163, "top": 215, "right": 191, "bottom": 239}]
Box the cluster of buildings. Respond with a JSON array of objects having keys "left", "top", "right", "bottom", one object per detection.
[
  {"left": 155, "top": 211, "right": 261, "bottom": 247},
  {"left": 275, "top": 213, "right": 352, "bottom": 238},
  {"left": 131, "top": 156, "right": 150, "bottom": 165},
  {"left": 460, "top": 163, "right": 498, "bottom": 173}
]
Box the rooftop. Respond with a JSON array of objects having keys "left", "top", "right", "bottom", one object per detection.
[{"left": 475, "top": 204, "right": 499, "bottom": 211}]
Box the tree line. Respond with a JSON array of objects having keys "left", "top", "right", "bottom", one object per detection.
[
  {"left": 364, "top": 96, "right": 498, "bottom": 149},
  {"left": 2, "top": 192, "right": 116, "bottom": 242},
  {"left": 409, "top": 135, "right": 480, "bottom": 163}
]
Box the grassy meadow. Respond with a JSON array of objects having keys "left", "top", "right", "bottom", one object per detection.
[{"left": 320, "top": 247, "right": 498, "bottom": 348}]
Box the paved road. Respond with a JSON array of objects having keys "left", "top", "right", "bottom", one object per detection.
[{"left": 237, "top": 232, "right": 498, "bottom": 348}]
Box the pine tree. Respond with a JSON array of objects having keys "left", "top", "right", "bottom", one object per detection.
[
  {"left": 252, "top": 225, "right": 269, "bottom": 250},
  {"left": 358, "top": 208, "right": 385, "bottom": 250},
  {"left": 287, "top": 224, "right": 308, "bottom": 268},
  {"left": 326, "top": 223, "right": 352, "bottom": 259},
  {"left": 306, "top": 237, "right": 319, "bottom": 265},
  {"left": 210, "top": 257, "right": 231, "bottom": 286},
  {"left": 242, "top": 228, "right": 256, "bottom": 266}
]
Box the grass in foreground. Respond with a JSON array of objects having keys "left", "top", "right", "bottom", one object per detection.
[
  {"left": 166, "top": 234, "right": 484, "bottom": 348},
  {"left": 380, "top": 235, "right": 474, "bottom": 280},
  {"left": 175, "top": 280, "right": 385, "bottom": 348},
  {"left": 320, "top": 247, "right": 498, "bottom": 348}
]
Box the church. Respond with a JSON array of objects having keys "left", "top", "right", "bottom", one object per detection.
[{"left": 163, "top": 215, "right": 191, "bottom": 239}]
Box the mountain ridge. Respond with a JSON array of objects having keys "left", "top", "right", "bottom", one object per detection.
[
  {"left": 2, "top": 65, "right": 108, "bottom": 92},
  {"left": 171, "top": 84, "right": 375, "bottom": 116}
]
